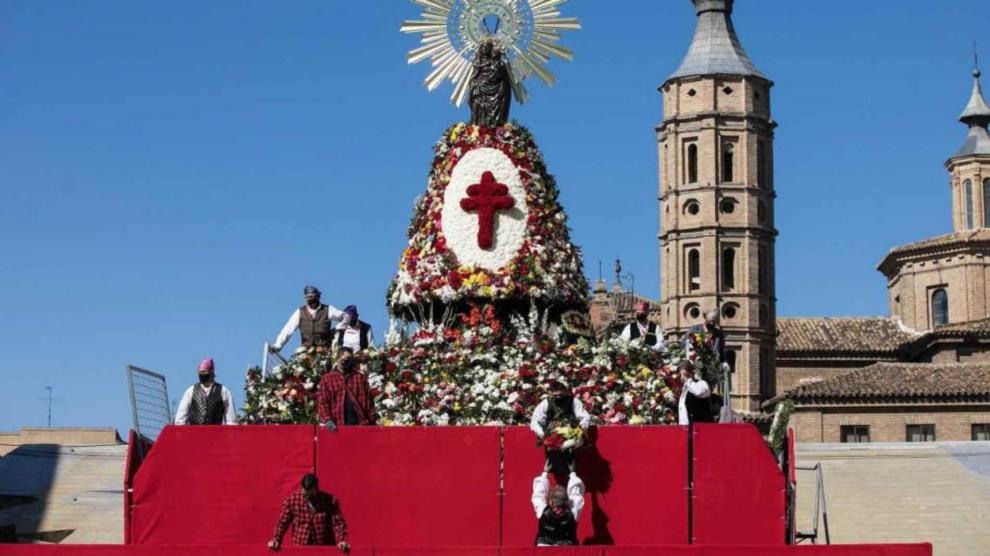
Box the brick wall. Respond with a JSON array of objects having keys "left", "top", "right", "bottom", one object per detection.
[{"left": 791, "top": 404, "right": 990, "bottom": 442}]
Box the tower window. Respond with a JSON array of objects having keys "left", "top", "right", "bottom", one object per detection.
[
  {"left": 685, "top": 303, "right": 701, "bottom": 320},
  {"left": 721, "top": 141, "right": 735, "bottom": 183},
  {"left": 722, "top": 86, "right": 734, "bottom": 95},
  {"left": 687, "top": 249, "right": 701, "bottom": 291},
  {"left": 931, "top": 288, "right": 948, "bottom": 327},
  {"left": 759, "top": 304, "right": 768, "bottom": 327},
  {"left": 686, "top": 143, "right": 698, "bottom": 184},
  {"left": 687, "top": 88, "right": 697, "bottom": 97},
  {"left": 722, "top": 303, "right": 738, "bottom": 320},
  {"left": 758, "top": 245, "right": 768, "bottom": 294},
  {"left": 757, "top": 200, "right": 766, "bottom": 223},
  {"left": 984, "top": 179, "right": 990, "bottom": 227},
  {"left": 965, "top": 179, "right": 974, "bottom": 229},
  {"left": 722, "top": 247, "right": 736, "bottom": 291},
  {"left": 757, "top": 140, "right": 769, "bottom": 188},
  {"left": 719, "top": 198, "right": 736, "bottom": 214},
  {"left": 684, "top": 199, "right": 700, "bottom": 215}
]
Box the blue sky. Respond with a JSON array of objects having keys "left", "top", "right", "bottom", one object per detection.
[{"left": 1, "top": 1, "right": 987, "bottom": 434}]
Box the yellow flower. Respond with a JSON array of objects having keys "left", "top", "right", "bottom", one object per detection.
[
  {"left": 640, "top": 367, "right": 652, "bottom": 378},
  {"left": 629, "top": 415, "right": 644, "bottom": 425}
]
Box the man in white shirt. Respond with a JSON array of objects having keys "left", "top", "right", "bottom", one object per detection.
[
  {"left": 677, "top": 359, "right": 712, "bottom": 425},
  {"left": 333, "top": 305, "right": 374, "bottom": 352},
  {"left": 619, "top": 301, "right": 664, "bottom": 352},
  {"left": 175, "top": 358, "right": 237, "bottom": 425},
  {"left": 531, "top": 459, "right": 584, "bottom": 546},
  {"left": 530, "top": 381, "right": 592, "bottom": 441},
  {"left": 272, "top": 285, "right": 346, "bottom": 353}
]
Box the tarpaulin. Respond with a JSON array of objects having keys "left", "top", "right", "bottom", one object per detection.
[
  {"left": 501, "top": 426, "right": 690, "bottom": 546},
  {"left": 691, "top": 424, "right": 785, "bottom": 545},
  {"left": 129, "top": 425, "right": 315, "bottom": 545},
  {"left": 316, "top": 426, "right": 501, "bottom": 547}
]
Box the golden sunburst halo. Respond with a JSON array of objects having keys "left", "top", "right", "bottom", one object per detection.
[{"left": 400, "top": 0, "right": 580, "bottom": 106}]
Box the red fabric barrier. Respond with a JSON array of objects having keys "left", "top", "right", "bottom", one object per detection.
[
  {"left": 130, "top": 425, "right": 315, "bottom": 545},
  {"left": 316, "top": 427, "right": 501, "bottom": 547},
  {"left": 691, "top": 424, "right": 785, "bottom": 545},
  {"left": 501, "top": 426, "right": 689, "bottom": 546},
  {"left": 0, "top": 544, "right": 932, "bottom": 555}
]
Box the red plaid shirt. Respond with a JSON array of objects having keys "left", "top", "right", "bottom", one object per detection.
[
  {"left": 272, "top": 491, "right": 347, "bottom": 546},
  {"left": 317, "top": 369, "right": 377, "bottom": 425}
]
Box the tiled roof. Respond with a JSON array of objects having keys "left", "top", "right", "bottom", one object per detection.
[
  {"left": 770, "top": 363, "right": 990, "bottom": 405},
  {"left": 882, "top": 229, "right": 990, "bottom": 258},
  {"left": 932, "top": 317, "right": 990, "bottom": 336},
  {"left": 777, "top": 317, "right": 920, "bottom": 354},
  {"left": 667, "top": 0, "right": 766, "bottom": 82},
  {"left": 608, "top": 291, "right": 661, "bottom": 314}
]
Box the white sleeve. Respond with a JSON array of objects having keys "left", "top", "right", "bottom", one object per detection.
[
  {"left": 174, "top": 387, "right": 193, "bottom": 425},
  {"left": 326, "top": 304, "right": 346, "bottom": 322},
  {"left": 221, "top": 387, "right": 238, "bottom": 425},
  {"left": 273, "top": 309, "right": 301, "bottom": 351},
  {"left": 653, "top": 327, "right": 666, "bottom": 352},
  {"left": 367, "top": 326, "right": 375, "bottom": 348},
  {"left": 530, "top": 399, "right": 549, "bottom": 438},
  {"left": 686, "top": 378, "right": 711, "bottom": 399},
  {"left": 567, "top": 472, "right": 586, "bottom": 520},
  {"left": 531, "top": 473, "right": 549, "bottom": 518},
  {"left": 619, "top": 324, "right": 632, "bottom": 342},
  {"left": 572, "top": 398, "right": 592, "bottom": 429}
]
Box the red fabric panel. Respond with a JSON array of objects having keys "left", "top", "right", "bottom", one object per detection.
[
  {"left": 692, "top": 424, "right": 785, "bottom": 545},
  {"left": 316, "top": 426, "right": 501, "bottom": 547},
  {"left": 788, "top": 429, "right": 796, "bottom": 486},
  {"left": 501, "top": 426, "right": 689, "bottom": 546},
  {"left": 130, "top": 425, "right": 315, "bottom": 545},
  {"left": 501, "top": 548, "right": 604, "bottom": 556},
  {"left": 375, "top": 548, "right": 497, "bottom": 556}
]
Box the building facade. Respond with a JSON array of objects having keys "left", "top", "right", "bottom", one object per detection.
[{"left": 658, "top": 0, "right": 777, "bottom": 412}]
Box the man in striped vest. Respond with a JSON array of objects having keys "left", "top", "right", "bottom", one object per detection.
[{"left": 174, "top": 358, "right": 237, "bottom": 425}]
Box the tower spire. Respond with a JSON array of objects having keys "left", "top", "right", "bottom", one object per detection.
[
  {"left": 667, "top": 0, "right": 766, "bottom": 82},
  {"left": 952, "top": 49, "right": 990, "bottom": 158}
]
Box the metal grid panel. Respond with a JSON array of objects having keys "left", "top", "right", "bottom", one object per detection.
[{"left": 126, "top": 365, "right": 171, "bottom": 441}]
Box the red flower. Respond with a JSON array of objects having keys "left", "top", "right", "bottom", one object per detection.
[
  {"left": 543, "top": 432, "right": 565, "bottom": 451},
  {"left": 448, "top": 270, "right": 463, "bottom": 289}
]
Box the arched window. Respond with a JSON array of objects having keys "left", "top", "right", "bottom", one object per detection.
[
  {"left": 984, "top": 178, "right": 990, "bottom": 227},
  {"left": 964, "top": 180, "right": 974, "bottom": 229},
  {"left": 688, "top": 249, "right": 701, "bottom": 291},
  {"left": 722, "top": 142, "right": 734, "bottom": 183},
  {"left": 757, "top": 140, "right": 768, "bottom": 188},
  {"left": 686, "top": 143, "right": 698, "bottom": 183},
  {"left": 932, "top": 289, "right": 948, "bottom": 327},
  {"left": 722, "top": 248, "right": 736, "bottom": 291}
]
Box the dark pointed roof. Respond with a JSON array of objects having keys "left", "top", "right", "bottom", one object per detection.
[
  {"left": 952, "top": 67, "right": 990, "bottom": 158},
  {"left": 667, "top": 0, "right": 766, "bottom": 82}
]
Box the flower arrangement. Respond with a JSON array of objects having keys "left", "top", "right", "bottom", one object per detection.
[
  {"left": 544, "top": 425, "right": 585, "bottom": 452},
  {"left": 241, "top": 312, "right": 714, "bottom": 427},
  {"left": 389, "top": 122, "right": 589, "bottom": 317}
]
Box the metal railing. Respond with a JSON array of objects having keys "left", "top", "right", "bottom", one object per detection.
[
  {"left": 125, "top": 365, "right": 171, "bottom": 443},
  {"left": 262, "top": 342, "right": 289, "bottom": 376},
  {"left": 794, "top": 463, "right": 831, "bottom": 544}
]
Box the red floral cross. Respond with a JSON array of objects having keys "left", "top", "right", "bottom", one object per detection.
[{"left": 460, "top": 171, "right": 515, "bottom": 249}]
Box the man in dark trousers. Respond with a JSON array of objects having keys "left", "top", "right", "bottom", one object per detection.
[
  {"left": 531, "top": 459, "right": 585, "bottom": 546},
  {"left": 174, "top": 358, "right": 237, "bottom": 425},
  {"left": 269, "top": 473, "right": 349, "bottom": 552},
  {"left": 272, "top": 285, "right": 346, "bottom": 353},
  {"left": 317, "top": 347, "right": 377, "bottom": 429}
]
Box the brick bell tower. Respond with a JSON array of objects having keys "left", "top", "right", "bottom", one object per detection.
[{"left": 658, "top": 0, "right": 777, "bottom": 412}]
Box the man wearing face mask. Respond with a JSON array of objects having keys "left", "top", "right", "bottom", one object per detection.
[
  {"left": 619, "top": 301, "right": 664, "bottom": 352},
  {"left": 530, "top": 380, "right": 592, "bottom": 444},
  {"left": 174, "top": 358, "right": 237, "bottom": 425},
  {"left": 268, "top": 473, "right": 349, "bottom": 552},
  {"left": 271, "top": 285, "right": 347, "bottom": 353},
  {"left": 333, "top": 305, "right": 374, "bottom": 352},
  {"left": 317, "top": 347, "right": 377, "bottom": 430},
  {"left": 531, "top": 458, "right": 584, "bottom": 546}
]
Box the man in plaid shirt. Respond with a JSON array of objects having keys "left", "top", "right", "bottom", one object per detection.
[
  {"left": 268, "top": 473, "right": 349, "bottom": 552},
  {"left": 317, "top": 347, "right": 377, "bottom": 428}
]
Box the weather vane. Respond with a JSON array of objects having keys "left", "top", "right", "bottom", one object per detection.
[{"left": 400, "top": 0, "right": 581, "bottom": 115}]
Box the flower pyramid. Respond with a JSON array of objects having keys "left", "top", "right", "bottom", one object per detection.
[{"left": 388, "top": 123, "right": 589, "bottom": 323}]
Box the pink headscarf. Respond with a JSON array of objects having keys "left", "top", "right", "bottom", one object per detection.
[{"left": 198, "top": 358, "right": 215, "bottom": 372}]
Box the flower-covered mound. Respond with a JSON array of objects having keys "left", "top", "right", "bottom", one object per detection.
[
  {"left": 388, "top": 122, "right": 589, "bottom": 319},
  {"left": 241, "top": 314, "right": 723, "bottom": 427}
]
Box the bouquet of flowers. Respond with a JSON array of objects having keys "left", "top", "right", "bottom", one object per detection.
[{"left": 543, "top": 425, "right": 585, "bottom": 453}]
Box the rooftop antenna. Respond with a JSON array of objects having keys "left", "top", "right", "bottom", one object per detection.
[
  {"left": 44, "top": 386, "right": 52, "bottom": 428},
  {"left": 614, "top": 258, "right": 622, "bottom": 289}
]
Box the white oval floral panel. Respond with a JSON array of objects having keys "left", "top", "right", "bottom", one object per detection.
[{"left": 441, "top": 147, "right": 529, "bottom": 271}]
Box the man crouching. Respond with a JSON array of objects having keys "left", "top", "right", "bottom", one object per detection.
[{"left": 531, "top": 459, "right": 585, "bottom": 546}]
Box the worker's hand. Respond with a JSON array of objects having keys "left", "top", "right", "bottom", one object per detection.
[
  {"left": 338, "top": 541, "right": 351, "bottom": 553},
  {"left": 267, "top": 539, "right": 281, "bottom": 552},
  {"left": 324, "top": 420, "right": 338, "bottom": 433}
]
